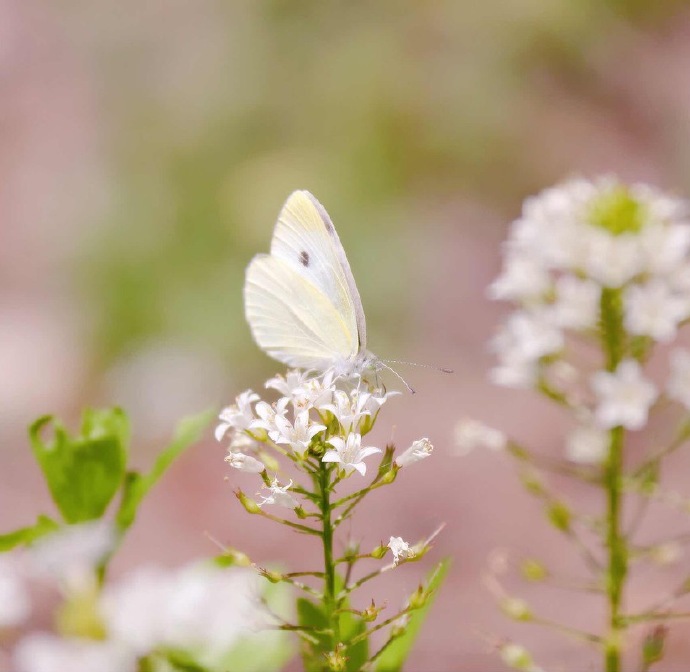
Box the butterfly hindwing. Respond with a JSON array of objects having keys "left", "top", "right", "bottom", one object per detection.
[
  {"left": 269, "top": 190, "right": 367, "bottom": 350},
  {"left": 244, "top": 254, "right": 358, "bottom": 370}
]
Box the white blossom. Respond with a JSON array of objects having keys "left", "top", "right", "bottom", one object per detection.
[
  {"left": 250, "top": 398, "right": 289, "bottom": 434},
  {"left": 566, "top": 423, "right": 609, "bottom": 464},
  {"left": 591, "top": 359, "right": 658, "bottom": 430},
  {"left": 30, "top": 521, "right": 115, "bottom": 588},
  {"left": 258, "top": 478, "right": 299, "bottom": 509},
  {"left": 0, "top": 554, "right": 30, "bottom": 627},
  {"left": 13, "top": 634, "right": 136, "bottom": 672},
  {"left": 667, "top": 348, "right": 690, "bottom": 410},
  {"left": 270, "top": 411, "right": 326, "bottom": 456},
  {"left": 387, "top": 536, "right": 413, "bottom": 566},
  {"left": 582, "top": 229, "right": 644, "bottom": 288},
  {"left": 551, "top": 276, "right": 601, "bottom": 330},
  {"left": 395, "top": 438, "right": 434, "bottom": 468},
  {"left": 265, "top": 370, "right": 311, "bottom": 397},
  {"left": 624, "top": 280, "right": 688, "bottom": 342},
  {"left": 454, "top": 419, "right": 506, "bottom": 456},
  {"left": 491, "top": 311, "right": 563, "bottom": 364},
  {"left": 215, "top": 390, "right": 259, "bottom": 441},
  {"left": 291, "top": 371, "right": 336, "bottom": 410},
  {"left": 322, "top": 389, "right": 371, "bottom": 429},
  {"left": 101, "top": 563, "right": 262, "bottom": 666},
  {"left": 224, "top": 451, "right": 265, "bottom": 474},
  {"left": 488, "top": 254, "right": 552, "bottom": 302},
  {"left": 323, "top": 434, "right": 381, "bottom": 476}
]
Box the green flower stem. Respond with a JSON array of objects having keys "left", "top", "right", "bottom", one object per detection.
[
  {"left": 600, "top": 288, "right": 628, "bottom": 672},
  {"left": 318, "top": 461, "right": 340, "bottom": 649}
]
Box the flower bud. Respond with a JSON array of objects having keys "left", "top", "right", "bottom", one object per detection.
[
  {"left": 500, "top": 642, "right": 537, "bottom": 671},
  {"left": 547, "top": 501, "right": 571, "bottom": 532},
  {"left": 407, "top": 584, "right": 428, "bottom": 610},
  {"left": 324, "top": 644, "right": 347, "bottom": 672},
  {"left": 235, "top": 489, "right": 261, "bottom": 514},
  {"left": 501, "top": 597, "right": 532, "bottom": 622},
  {"left": 225, "top": 452, "right": 265, "bottom": 474},
  {"left": 371, "top": 544, "right": 388, "bottom": 560},
  {"left": 520, "top": 559, "right": 548, "bottom": 582},
  {"left": 395, "top": 438, "right": 434, "bottom": 468}
]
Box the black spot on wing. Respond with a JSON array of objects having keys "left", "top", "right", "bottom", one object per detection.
[{"left": 300, "top": 250, "right": 310, "bottom": 266}]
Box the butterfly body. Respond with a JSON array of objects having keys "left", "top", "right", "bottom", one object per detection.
[{"left": 244, "top": 190, "right": 378, "bottom": 376}]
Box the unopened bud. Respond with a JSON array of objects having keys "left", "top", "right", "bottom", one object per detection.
[
  {"left": 407, "top": 584, "right": 428, "bottom": 610},
  {"left": 547, "top": 501, "right": 571, "bottom": 532},
  {"left": 501, "top": 597, "right": 532, "bottom": 622},
  {"left": 236, "top": 489, "right": 261, "bottom": 514},
  {"left": 520, "top": 559, "right": 548, "bottom": 582},
  {"left": 371, "top": 544, "right": 388, "bottom": 560},
  {"left": 324, "top": 644, "right": 347, "bottom": 672}
]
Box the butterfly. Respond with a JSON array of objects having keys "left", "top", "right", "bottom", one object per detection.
[{"left": 244, "top": 190, "right": 379, "bottom": 377}]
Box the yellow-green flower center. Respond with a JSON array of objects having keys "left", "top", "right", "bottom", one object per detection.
[{"left": 588, "top": 186, "right": 645, "bottom": 236}]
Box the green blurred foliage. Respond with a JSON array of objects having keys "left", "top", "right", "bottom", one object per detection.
[{"left": 62, "top": 0, "right": 685, "bottom": 374}]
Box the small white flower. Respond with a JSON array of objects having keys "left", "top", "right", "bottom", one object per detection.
[
  {"left": 395, "top": 438, "right": 433, "bottom": 468},
  {"left": 323, "top": 434, "right": 381, "bottom": 476},
  {"left": 265, "top": 370, "right": 310, "bottom": 397},
  {"left": 215, "top": 390, "right": 259, "bottom": 441},
  {"left": 639, "top": 221, "right": 690, "bottom": 275},
  {"left": 0, "top": 554, "right": 30, "bottom": 627},
  {"left": 488, "top": 254, "right": 552, "bottom": 302},
  {"left": 270, "top": 411, "right": 326, "bottom": 456},
  {"left": 226, "top": 431, "right": 257, "bottom": 454},
  {"left": 13, "top": 634, "right": 136, "bottom": 672},
  {"left": 591, "top": 359, "right": 658, "bottom": 430},
  {"left": 224, "top": 452, "right": 265, "bottom": 474},
  {"left": 666, "top": 349, "right": 690, "bottom": 410},
  {"left": 291, "top": 371, "right": 336, "bottom": 410},
  {"left": 551, "top": 276, "right": 601, "bottom": 330},
  {"left": 566, "top": 423, "right": 609, "bottom": 464},
  {"left": 258, "top": 478, "right": 299, "bottom": 509},
  {"left": 453, "top": 419, "right": 506, "bottom": 456},
  {"left": 624, "top": 280, "right": 688, "bottom": 342},
  {"left": 491, "top": 311, "right": 563, "bottom": 364},
  {"left": 250, "top": 398, "right": 289, "bottom": 433},
  {"left": 489, "top": 356, "right": 538, "bottom": 389},
  {"left": 322, "top": 389, "right": 370, "bottom": 429},
  {"left": 30, "top": 521, "right": 115, "bottom": 588},
  {"left": 101, "top": 563, "right": 263, "bottom": 665},
  {"left": 500, "top": 642, "right": 544, "bottom": 672},
  {"left": 582, "top": 229, "right": 643, "bottom": 288},
  {"left": 387, "top": 536, "right": 413, "bottom": 566},
  {"left": 362, "top": 387, "right": 398, "bottom": 414}
]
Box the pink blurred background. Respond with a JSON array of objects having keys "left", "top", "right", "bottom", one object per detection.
[{"left": 4, "top": 1, "right": 690, "bottom": 669}]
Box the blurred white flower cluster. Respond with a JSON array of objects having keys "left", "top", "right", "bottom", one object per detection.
[
  {"left": 1, "top": 522, "right": 266, "bottom": 672},
  {"left": 487, "top": 176, "right": 690, "bottom": 463},
  {"left": 217, "top": 370, "right": 430, "bottom": 482}
]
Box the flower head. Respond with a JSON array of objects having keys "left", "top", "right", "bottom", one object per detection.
[
  {"left": 215, "top": 390, "right": 259, "bottom": 441},
  {"left": 395, "top": 438, "right": 434, "bottom": 468},
  {"left": 258, "top": 478, "right": 299, "bottom": 509},
  {"left": 387, "top": 536, "right": 413, "bottom": 566},
  {"left": 454, "top": 419, "right": 506, "bottom": 455},
  {"left": 591, "top": 359, "right": 658, "bottom": 430},
  {"left": 323, "top": 434, "right": 381, "bottom": 476},
  {"left": 270, "top": 411, "right": 326, "bottom": 456}
]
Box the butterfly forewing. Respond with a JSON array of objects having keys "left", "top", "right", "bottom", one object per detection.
[
  {"left": 244, "top": 254, "right": 358, "bottom": 370},
  {"left": 270, "top": 190, "right": 367, "bottom": 350}
]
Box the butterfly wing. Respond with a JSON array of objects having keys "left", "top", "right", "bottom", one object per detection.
[
  {"left": 244, "top": 254, "right": 358, "bottom": 370},
  {"left": 269, "top": 190, "right": 367, "bottom": 350}
]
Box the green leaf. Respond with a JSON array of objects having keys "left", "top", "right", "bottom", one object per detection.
[
  {"left": 115, "top": 409, "right": 215, "bottom": 532},
  {"left": 29, "top": 409, "right": 129, "bottom": 523},
  {"left": 374, "top": 558, "right": 451, "bottom": 672},
  {"left": 0, "top": 515, "right": 59, "bottom": 552},
  {"left": 297, "top": 577, "right": 368, "bottom": 672}
]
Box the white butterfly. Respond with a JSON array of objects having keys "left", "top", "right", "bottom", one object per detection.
[{"left": 244, "top": 190, "right": 379, "bottom": 377}]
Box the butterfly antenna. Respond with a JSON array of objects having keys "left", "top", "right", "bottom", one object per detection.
[
  {"left": 379, "top": 361, "right": 416, "bottom": 394},
  {"left": 384, "top": 359, "right": 454, "bottom": 374}
]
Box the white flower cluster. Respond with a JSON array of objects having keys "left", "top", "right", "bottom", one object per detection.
[
  {"left": 3, "top": 524, "right": 267, "bottom": 672},
  {"left": 217, "top": 370, "right": 419, "bottom": 481},
  {"left": 488, "top": 176, "right": 690, "bottom": 462}
]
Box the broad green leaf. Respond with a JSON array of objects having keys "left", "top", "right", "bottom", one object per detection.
[
  {"left": 115, "top": 409, "right": 214, "bottom": 532},
  {"left": 374, "top": 558, "right": 451, "bottom": 672},
  {"left": 0, "top": 515, "right": 59, "bottom": 552},
  {"left": 29, "top": 409, "right": 129, "bottom": 523}
]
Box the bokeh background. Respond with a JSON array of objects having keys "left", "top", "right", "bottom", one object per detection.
[{"left": 4, "top": 1, "right": 690, "bottom": 669}]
